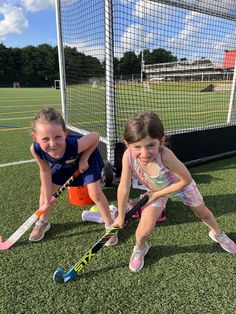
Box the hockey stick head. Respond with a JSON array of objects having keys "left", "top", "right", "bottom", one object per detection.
[
  {"left": 0, "top": 236, "right": 14, "bottom": 250},
  {"left": 53, "top": 267, "right": 77, "bottom": 284}
]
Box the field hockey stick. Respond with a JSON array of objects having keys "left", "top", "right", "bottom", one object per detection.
[
  {"left": 0, "top": 169, "right": 80, "bottom": 250},
  {"left": 53, "top": 195, "right": 149, "bottom": 284}
]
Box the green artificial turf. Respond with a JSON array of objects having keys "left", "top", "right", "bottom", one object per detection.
[
  {"left": 0, "top": 159, "right": 235, "bottom": 314},
  {"left": 0, "top": 87, "right": 235, "bottom": 314}
]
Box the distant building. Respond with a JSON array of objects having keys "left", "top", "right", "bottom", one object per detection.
[
  {"left": 144, "top": 59, "right": 233, "bottom": 82},
  {"left": 224, "top": 49, "right": 236, "bottom": 69}
]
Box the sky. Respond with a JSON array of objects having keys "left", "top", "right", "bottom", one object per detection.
[
  {"left": 116, "top": 0, "right": 236, "bottom": 65},
  {"left": 1, "top": 0, "right": 236, "bottom": 66},
  {"left": 0, "top": 0, "right": 57, "bottom": 48}
]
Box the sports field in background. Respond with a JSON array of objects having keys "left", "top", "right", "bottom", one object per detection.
[
  {"left": 0, "top": 88, "right": 235, "bottom": 313},
  {"left": 65, "top": 81, "right": 232, "bottom": 138}
]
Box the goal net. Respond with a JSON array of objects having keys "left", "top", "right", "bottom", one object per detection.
[{"left": 55, "top": 0, "right": 236, "bottom": 174}]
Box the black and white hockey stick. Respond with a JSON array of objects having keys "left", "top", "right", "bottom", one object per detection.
[{"left": 53, "top": 195, "right": 149, "bottom": 283}]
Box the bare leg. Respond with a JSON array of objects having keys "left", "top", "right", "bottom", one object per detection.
[
  {"left": 29, "top": 184, "right": 58, "bottom": 241},
  {"left": 87, "top": 181, "right": 118, "bottom": 246},
  {"left": 191, "top": 202, "right": 221, "bottom": 237},
  {"left": 135, "top": 205, "right": 163, "bottom": 248},
  {"left": 87, "top": 181, "right": 113, "bottom": 225},
  {"left": 39, "top": 183, "right": 59, "bottom": 221}
]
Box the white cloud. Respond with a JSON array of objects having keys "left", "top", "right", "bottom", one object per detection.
[
  {"left": 134, "top": 0, "right": 172, "bottom": 24},
  {"left": 117, "top": 23, "right": 155, "bottom": 57},
  {"left": 119, "top": 0, "right": 133, "bottom": 4},
  {"left": 114, "top": 0, "right": 171, "bottom": 58},
  {"left": 178, "top": 0, "right": 236, "bottom": 17},
  {"left": 165, "top": 9, "right": 236, "bottom": 65},
  {"left": 169, "top": 12, "right": 204, "bottom": 46},
  {"left": 20, "top": 0, "right": 54, "bottom": 12},
  {"left": 205, "top": 29, "right": 236, "bottom": 65},
  {"left": 149, "top": 0, "right": 236, "bottom": 19},
  {"left": 0, "top": 3, "right": 28, "bottom": 39}
]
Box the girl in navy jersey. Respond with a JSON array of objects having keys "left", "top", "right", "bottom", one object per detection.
[{"left": 29, "top": 107, "right": 117, "bottom": 246}]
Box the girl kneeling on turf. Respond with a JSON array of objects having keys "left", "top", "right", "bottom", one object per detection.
[
  {"left": 113, "top": 111, "right": 236, "bottom": 272},
  {"left": 29, "top": 107, "right": 117, "bottom": 246}
]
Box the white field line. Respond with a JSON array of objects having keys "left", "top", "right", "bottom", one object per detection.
[
  {"left": 0, "top": 104, "right": 60, "bottom": 108},
  {"left": 0, "top": 110, "right": 40, "bottom": 115},
  {"left": 0, "top": 116, "right": 33, "bottom": 121},
  {"left": 0, "top": 159, "right": 35, "bottom": 168},
  {"left": 0, "top": 127, "right": 31, "bottom": 132}
]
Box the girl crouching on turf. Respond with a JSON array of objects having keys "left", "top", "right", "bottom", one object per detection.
[
  {"left": 113, "top": 111, "right": 236, "bottom": 272},
  {"left": 29, "top": 107, "right": 117, "bottom": 246}
]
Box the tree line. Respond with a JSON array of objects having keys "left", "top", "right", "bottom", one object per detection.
[{"left": 0, "top": 43, "right": 177, "bottom": 87}]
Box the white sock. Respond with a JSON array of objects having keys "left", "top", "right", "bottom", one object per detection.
[{"left": 37, "top": 219, "right": 47, "bottom": 226}]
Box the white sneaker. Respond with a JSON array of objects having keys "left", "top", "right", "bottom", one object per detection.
[
  {"left": 129, "top": 243, "right": 150, "bottom": 272},
  {"left": 104, "top": 225, "right": 118, "bottom": 247},
  {"left": 29, "top": 221, "right": 51, "bottom": 242},
  {"left": 209, "top": 231, "right": 236, "bottom": 254}
]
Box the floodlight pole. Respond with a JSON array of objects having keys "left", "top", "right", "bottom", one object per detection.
[
  {"left": 141, "top": 50, "right": 144, "bottom": 83},
  {"left": 105, "top": 0, "right": 115, "bottom": 166},
  {"left": 227, "top": 59, "right": 236, "bottom": 124},
  {"left": 140, "top": 2, "right": 146, "bottom": 83},
  {"left": 55, "top": 0, "right": 67, "bottom": 122}
]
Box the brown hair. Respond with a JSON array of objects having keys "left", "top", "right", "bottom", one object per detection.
[
  {"left": 124, "top": 111, "right": 164, "bottom": 144},
  {"left": 31, "top": 107, "right": 66, "bottom": 132}
]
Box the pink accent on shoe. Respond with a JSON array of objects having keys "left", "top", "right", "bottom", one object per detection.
[
  {"left": 133, "top": 206, "right": 167, "bottom": 223},
  {"left": 131, "top": 211, "right": 141, "bottom": 219},
  {"left": 129, "top": 243, "right": 150, "bottom": 272},
  {"left": 209, "top": 231, "right": 236, "bottom": 254},
  {"left": 156, "top": 212, "right": 167, "bottom": 223}
]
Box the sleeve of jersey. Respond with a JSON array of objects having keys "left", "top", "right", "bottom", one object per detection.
[
  {"left": 66, "top": 136, "right": 79, "bottom": 158},
  {"left": 33, "top": 142, "right": 45, "bottom": 160}
]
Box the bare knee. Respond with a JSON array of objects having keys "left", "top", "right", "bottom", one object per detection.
[
  {"left": 192, "top": 205, "right": 213, "bottom": 220},
  {"left": 143, "top": 227, "right": 154, "bottom": 238},
  {"left": 89, "top": 191, "right": 104, "bottom": 204},
  {"left": 87, "top": 182, "right": 104, "bottom": 203},
  {"left": 137, "top": 223, "right": 155, "bottom": 239}
]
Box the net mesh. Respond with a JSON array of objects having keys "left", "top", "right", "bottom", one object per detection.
[
  {"left": 58, "top": 0, "right": 236, "bottom": 166},
  {"left": 59, "top": 0, "right": 106, "bottom": 135}
]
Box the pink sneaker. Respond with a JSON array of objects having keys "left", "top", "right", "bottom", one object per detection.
[
  {"left": 156, "top": 211, "right": 167, "bottom": 223},
  {"left": 137, "top": 207, "right": 167, "bottom": 223},
  {"left": 131, "top": 210, "right": 141, "bottom": 219},
  {"left": 209, "top": 231, "right": 236, "bottom": 254},
  {"left": 129, "top": 243, "right": 150, "bottom": 272}
]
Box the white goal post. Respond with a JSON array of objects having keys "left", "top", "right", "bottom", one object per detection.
[{"left": 54, "top": 80, "right": 60, "bottom": 89}]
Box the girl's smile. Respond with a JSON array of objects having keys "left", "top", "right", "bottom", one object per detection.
[
  {"left": 126, "top": 136, "right": 163, "bottom": 166},
  {"left": 32, "top": 122, "right": 68, "bottom": 159}
]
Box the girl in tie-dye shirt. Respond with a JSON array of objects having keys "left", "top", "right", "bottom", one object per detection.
[{"left": 113, "top": 111, "right": 236, "bottom": 273}]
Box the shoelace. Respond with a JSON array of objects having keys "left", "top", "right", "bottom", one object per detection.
[
  {"left": 217, "top": 232, "right": 231, "bottom": 244},
  {"left": 134, "top": 247, "right": 146, "bottom": 257}
]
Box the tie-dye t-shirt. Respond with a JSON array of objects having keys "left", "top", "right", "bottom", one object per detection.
[
  {"left": 127, "top": 148, "right": 203, "bottom": 208},
  {"left": 127, "top": 148, "right": 179, "bottom": 192}
]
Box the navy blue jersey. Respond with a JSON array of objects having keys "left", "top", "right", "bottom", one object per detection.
[{"left": 33, "top": 134, "right": 104, "bottom": 186}]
